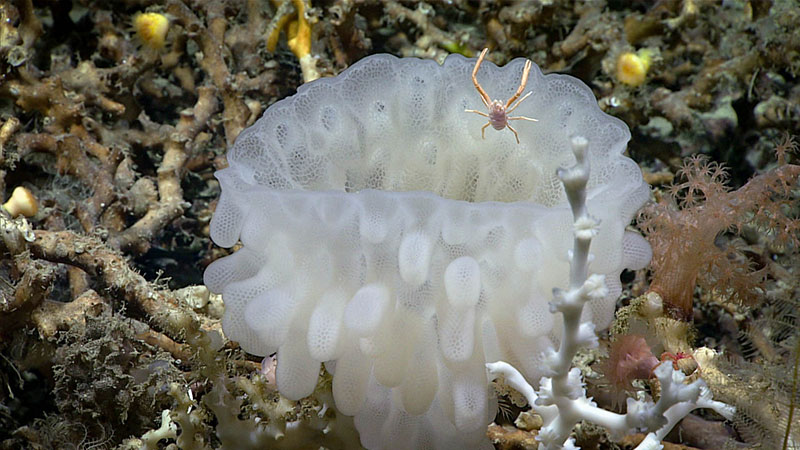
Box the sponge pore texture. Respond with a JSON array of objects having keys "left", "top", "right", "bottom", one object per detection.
[{"left": 205, "top": 52, "right": 651, "bottom": 450}]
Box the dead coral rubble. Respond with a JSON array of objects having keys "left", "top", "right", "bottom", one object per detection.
[{"left": 0, "top": 0, "right": 282, "bottom": 447}]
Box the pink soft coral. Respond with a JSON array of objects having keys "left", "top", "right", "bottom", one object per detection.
[{"left": 639, "top": 135, "right": 800, "bottom": 320}]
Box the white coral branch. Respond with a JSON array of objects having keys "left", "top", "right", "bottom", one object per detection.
[{"left": 486, "top": 135, "right": 733, "bottom": 450}]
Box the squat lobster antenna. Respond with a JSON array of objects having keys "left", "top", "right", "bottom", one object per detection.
[{"left": 465, "top": 48, "right": 538, "bottom": 144}]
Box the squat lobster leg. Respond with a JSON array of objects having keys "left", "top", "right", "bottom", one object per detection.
[{"left": 465, "top": 48, "right": 538, "bottom": 144}]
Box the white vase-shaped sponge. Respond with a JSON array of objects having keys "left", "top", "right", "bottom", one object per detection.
[{"left": 205, "top": 52, "right": 651, "bottom": 449}]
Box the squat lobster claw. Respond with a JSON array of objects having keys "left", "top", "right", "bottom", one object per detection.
[{"left": 465, "top": 48, "right": 538, "bottom": 144}]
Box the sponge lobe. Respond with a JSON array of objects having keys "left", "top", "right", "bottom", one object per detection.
[
  {"left": 344, "top": 283, "right": 391, "bottom": 337},
  {"left": 444, "top": 256, "right": 482, "bottom": 308},
  {"left": 244, "top": 288, "right": 297, "bottom": 349},
  {"left": 205, "top": 52, "right": 651, "bottom": 450}
]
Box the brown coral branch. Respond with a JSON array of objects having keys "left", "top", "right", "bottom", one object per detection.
[
  {"left": 107, "top": 85, "right": 218, "bottom": 253},
  {"left": 31, "top": 290, "right": 106, "bottom": 339},
  {"left": 3, "top": 58, "right": 132, "bottom": 135},
  {"left": 15, "top": 0, "right": 42, "bottom": 50},
  {"left": 136, "top": 328, "right": 192, "bottom": 362},
  {"left": 59, "top": 61, "right": 127, "bottom": 117},
  {"left": 2, "top": 67, "right": 84, "bottom": 132},
  {"left": 0, "top": 225, "right": 199, "bottom": 341},
  {"left": 167, "top": 0, "right": 250, "bottom": 146},
  {"left": 652, "top": 53, "right": 760, "bottom": 127},
  {"left": 28, "top": 229, "right": 176, "bottom": 311},
  {"left": 384, "top": 1, "right": 458, "bottom": 60},
  {"left": 555, "top": 5, "right": 603, "bottom": 60},
  {"left": 0, "top": 116, "right": 20, "bottom": 167},
  {"left": 16, "top": 129, "right": 120, "bottom": 232},
  {"left": 0, "top": 253, "right": 55, "bottom": 337},
  {"left": 487, "top": 423, "right": 539, "bottom": 449}
]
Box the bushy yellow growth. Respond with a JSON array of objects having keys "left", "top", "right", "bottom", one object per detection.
[
  {"left": 616, "top": 50, "right": 653, "bottom": 86},
  {"left": 133, "top": 12, "right": 170, "bottom": 50}
]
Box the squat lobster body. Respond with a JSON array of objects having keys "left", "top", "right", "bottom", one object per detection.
[{"left": 465, "top": 48, "right": 538, "bottom": 144}]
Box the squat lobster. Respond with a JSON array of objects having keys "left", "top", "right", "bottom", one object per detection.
[{"left": 465, "top": 48, "right": 538, "bottom": 144}]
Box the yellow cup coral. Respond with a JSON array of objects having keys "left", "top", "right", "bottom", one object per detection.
[
  {"left": 133, "top": 12, "right": 170, "bottom": 50},
  {"left": 3, "top": 186, "right": 38, "bottom": 218},
  {"left": 616, "top": 49, "right": 654, "bottom": 87}
]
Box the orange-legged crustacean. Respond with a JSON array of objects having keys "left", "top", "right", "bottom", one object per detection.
[{"left": 465, "top": 48, "right": 538, "bottom": 144}]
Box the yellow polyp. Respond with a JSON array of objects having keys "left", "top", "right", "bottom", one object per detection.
[
  {"left": 616, "top": 50, "right": 653, "bottom": 86},
  {"left": 134, "top": 12, "right": 170, "bottom": 50}
]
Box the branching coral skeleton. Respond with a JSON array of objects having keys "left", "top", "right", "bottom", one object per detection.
[
  {"left": 486, "top": 136, "right": 735, "bottom": 450},
  {"left": 465, "top": 48, "right": 538, "bottom": 144}
]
